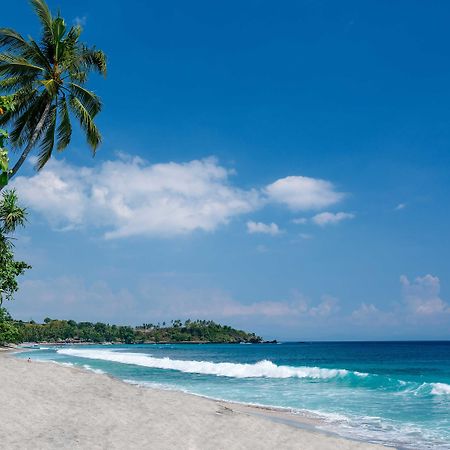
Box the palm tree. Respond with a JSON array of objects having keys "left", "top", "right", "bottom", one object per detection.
[
  {"left": 0, "top": 0, "right": 106, "bottom": 184},
  {"left": 0, "top": 189, "right": 26, "bottom": 235},
  {"left": 0, "top": 189, "right": 30, "bottom": 305}
]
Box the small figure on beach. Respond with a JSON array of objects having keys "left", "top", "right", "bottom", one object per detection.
[{"left": 27, "top": 358, "right": 31, "bottom": 363}]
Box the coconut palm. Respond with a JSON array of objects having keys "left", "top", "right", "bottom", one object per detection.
[
  {"left": 0, "top": 189, "right": 30, "bottom": 305},
  {"left": 0, "top": 189, "right": 26, "bottom": 235},
  {"left": 0, "top": 0, "right": 106, "bottom": 183}
]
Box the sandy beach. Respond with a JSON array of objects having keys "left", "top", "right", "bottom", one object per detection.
[{"left": 0, "top": 351, "right": 388, "bottom": 450}]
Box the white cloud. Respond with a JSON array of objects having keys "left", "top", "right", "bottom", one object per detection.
[
  {"left": 350, "top": 274, "right": 450, "bottom": 333},
  {"left": 395, "top": 203, "right": 406, "bottom": 210},
  {"left": 312, "top": 211, "right": 355, "bottom": 226},
  {"left": 400, "top": 274, "right": 450, "bottom": 315},
  {"left": 351, "top": 303, "right": 381, "bottom": 320},
  {"left": 12, "top": 157, "right": 261, "bottom": 239},
  {"left": 308, "top": 295, "right": 340, "bottom": 317},
  {"left": 247, "top": 221, "right": 281, "bottom": 235},
  {"left": 12, "top": 156, "right": 352, "bottom": 239},
  {"left": 292, "top": 217, "right": 308, "bottom": 224},
  {"left": 265, "top": 176, "right": 345, "bottom": 211},
  {"left": 73, "top": 16, "right": 87, "bottom": 27}
]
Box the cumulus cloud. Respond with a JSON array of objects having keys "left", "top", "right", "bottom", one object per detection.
[
  {"left": 13, "top": 156, "right": 350, "bottom": 239},
  {"left": 292, "top": 217, "right": 307, "bottom": 224},
  {"left": 265, "top": 176, "right": 345, "bottom": 211},
  {"left": 247, "top": 221, "right": 281, "bottom": 235},
  {"left": 400, "top": 274, "right": 450, "bottom": 315},
  {"left": 12, "top": 157, "right": 261, "bottom": 238},
  {"left": 350, "top": 274, "right": 450, "bottom": 337},
  {"left": 312, "top": 211, "right": 355, "bottom": 226}
]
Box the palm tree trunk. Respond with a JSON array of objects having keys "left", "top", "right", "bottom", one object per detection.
[{"left": 0, "top": 101, "right": 51, "bottom": 191}]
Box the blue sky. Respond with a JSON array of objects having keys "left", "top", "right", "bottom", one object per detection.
[{"left": 5, "top": 0, "right": 450, "bottom": 340}]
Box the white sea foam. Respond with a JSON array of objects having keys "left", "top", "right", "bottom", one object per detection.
[
  {"left": 430, "top": 382, "right": 450, "bottom": 396},
  {"left": 82, "top": 364, "right": 105, "bottom": 375},
  {"left": 57, "top": 348, "right": 357, "bottom": 379},
  {"left": 59, "top": 362, "right": 75, "bottom": 368}
]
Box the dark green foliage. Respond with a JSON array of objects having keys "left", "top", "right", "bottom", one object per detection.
[
  {"left": 0, "top": 189, "right": 30, "bottom": 305},
  {"left": 15, "top": 318, "right": 262, "bottom": 344},
  {"left": 0, "top": 307, "right": 20, "bottom": 344}
]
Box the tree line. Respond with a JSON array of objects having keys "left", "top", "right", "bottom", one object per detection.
[{"left": 1, "top": 316, "right": 262, "bottom": 345}]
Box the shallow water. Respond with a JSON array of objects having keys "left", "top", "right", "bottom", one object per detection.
[{"left": 17, "top": 341, "right": 450, "bottom": 449}]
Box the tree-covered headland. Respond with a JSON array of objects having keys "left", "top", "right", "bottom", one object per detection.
[{"left": 14, "top": 318, "right": 263, "bottom": 344}]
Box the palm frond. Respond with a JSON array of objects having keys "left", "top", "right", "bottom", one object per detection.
[
  {"left": 69, "top": 94, "right": 101, "bottom": 151},
  {"left": 0, "top": 189, "right": 27, "bottom": 234},
  {"left": 30, "top": 0, "right": 55, "bottom": 62},
  {"left": 23, "top": 38, "right": 53, "bottom": 71},
  {"left": 0, "top": 28, "right": 31, "bottom": 53},
  {"left": 69, "top": 82, "right": 101, "bottom": 116},
  {"left": 0, "top": 54, "right": 44, "bottom": 77},
  {"left": 0, "top": 76, "right": 35, "bottom": 93},
  {"left": 80, "top": 45, "right": 107, "bottom": 77},
  {"left": 29, "top": 0, "right": 53, "bottom": 37},
  {"left": 36, "top": 103, "right": 56, "bottom": 170},
  {"left": 0, "top": 87, "right": 38, "bottom": 127},
  {"left": 9, "top": 93, "right": 49, "bottom": 147},
  {"left": 56, "top": 95, "right": 71, "bottom": 151},
  {"left": 68, "top": 70, "right": 87, "bottom": 83}
]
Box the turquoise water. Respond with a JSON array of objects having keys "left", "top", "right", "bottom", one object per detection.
[{"left": 17, "top": 341, "right": 450, "bottom": 449}]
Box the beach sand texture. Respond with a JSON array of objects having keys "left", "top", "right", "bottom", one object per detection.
[{"left": 0, "top": 353, "right": 388, "bottom": 450}]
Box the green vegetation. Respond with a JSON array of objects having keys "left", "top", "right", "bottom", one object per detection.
[
  {"left": 0, "top": 188, "right": 30, "bottom": 344},
  {"left": 14, "top": 318, "right": 262, "bottom": 344},
  {"left": 0, "top": 189, "right": 30, "bottom": 306},
  {"left": 0, "top": 307, "right": 20, "bottom": 345},
  {"left": 0, "top": 96, "right": 14, "bottom": 187},
  {"left": 0, "top": 0, "right": 107, "bottom": 183}
]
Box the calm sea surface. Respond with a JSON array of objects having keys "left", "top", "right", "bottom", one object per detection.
[{"left": 17, "top": 341, "right": 450, "bottom": 449}]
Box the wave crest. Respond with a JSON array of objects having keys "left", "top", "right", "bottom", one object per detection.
[
  {"left": 430, "top": 382, "right": 450, "bottom": 396},
  {"left": 57, "top": 348, "right": 355, "bottom": 379}
]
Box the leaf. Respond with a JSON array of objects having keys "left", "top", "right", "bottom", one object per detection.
[
  {"left": 0, "top": 172, "right": 8, "bottom": 188},
  {"left": 56, "top": 95, "right": 71, "bottom": 151},
  {"left": 36, "top": 104, "right": 57, "bottom": 170},
  {"left": 0, "top": 149, "right": 9, "bottom": 172},
  {"left": 69, "top": 95, "right": 101, "bottom": 151}
]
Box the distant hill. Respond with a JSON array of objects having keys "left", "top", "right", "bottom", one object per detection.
[{"left": 14, "top": 318, "right": 263, "bottom": 344}]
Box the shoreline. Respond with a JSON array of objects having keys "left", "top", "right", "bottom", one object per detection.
[{"left": 1, "top": 350, "right": 390, "bottom": 449}]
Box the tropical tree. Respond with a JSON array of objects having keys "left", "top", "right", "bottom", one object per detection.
[
  {"left": 0, "top": 189, "right": 30, "bottom": 305},
  {"left": 0, "top": 307, "right": 21, "bottom": 345},
  {"left": 0, "top": 0, "right": 107, "bottom": 187}
]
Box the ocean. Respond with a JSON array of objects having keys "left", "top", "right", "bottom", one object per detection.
[{"left": 16, "top": 341, "right": 450, "bottom": 449}]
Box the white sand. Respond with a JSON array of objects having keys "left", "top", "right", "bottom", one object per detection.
[{"left": 0, "top": 352, "right": 389, "bottom": 450}]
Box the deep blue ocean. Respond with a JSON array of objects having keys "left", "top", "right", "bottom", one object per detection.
[{"left": 17, "top": 341, "right": 450, "bottom": 449}]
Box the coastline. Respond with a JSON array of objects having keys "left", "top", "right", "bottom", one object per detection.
[{"left": 0, "top": 350, "right": 389, "bottom": 450}]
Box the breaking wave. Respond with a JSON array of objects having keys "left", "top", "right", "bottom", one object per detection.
[
  {"left": 57, "top": 348, "right": 360, "bottom": 379},
  {"left": 430, "top": 382, "right": 450, "bottom": 396},
  {"left": 56, "top": 348, "right": 450, "bottom": 398}
]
